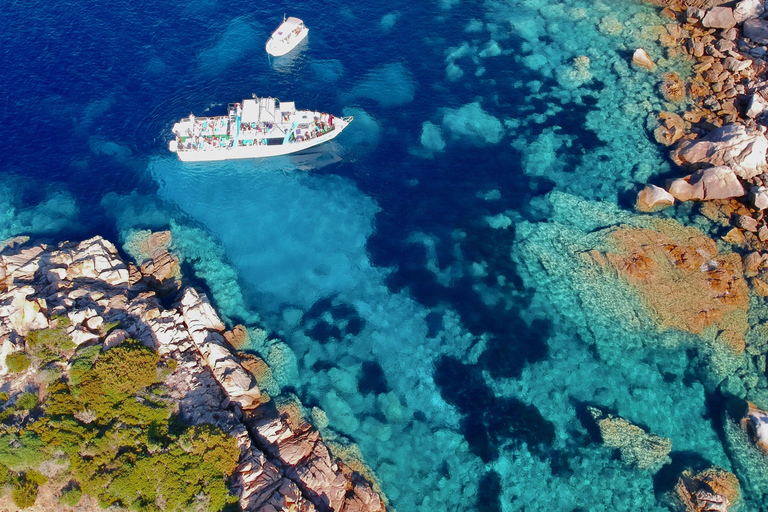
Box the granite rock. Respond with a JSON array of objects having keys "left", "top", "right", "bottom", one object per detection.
[
  {"left": 702, "top": 7, "right": 736, "bottom": 29},
  {"left": 636, "top": 184, "right": 675, "bottom": 212},
  {"left": 674, "top": 124, "right": 768, "bottom": 180}
]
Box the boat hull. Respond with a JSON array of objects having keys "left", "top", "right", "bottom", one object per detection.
[
  {"left": 172, "top": 116, "right": 350, "bottom": 162},
  {"left": 266, "top": 28, "right": 308, "bottom": 56}
]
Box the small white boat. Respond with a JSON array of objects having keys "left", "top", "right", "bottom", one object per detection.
[
  {"left": 169, "top": 96, "right": 352, "bottom": 162},
  {"left": 266, "top": 16, "right": 308, "bottom": 57}
]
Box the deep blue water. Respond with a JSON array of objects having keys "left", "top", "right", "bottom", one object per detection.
[{"left": 5, "top": 0, "right": 767, "bottom": 510}]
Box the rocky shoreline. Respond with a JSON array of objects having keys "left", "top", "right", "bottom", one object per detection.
[
  {"left": 623, "top": 1, "right": 768, "bottom": 510},
  {"left": 0, "top": 235, "right": 384, "bottom": 512}
]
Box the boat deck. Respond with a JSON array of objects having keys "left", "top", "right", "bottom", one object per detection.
[{"left": 172, "top": 97, "right": 338, "bottom": 153}]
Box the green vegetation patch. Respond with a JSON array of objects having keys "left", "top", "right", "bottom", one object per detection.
[
  {"left": 16, "top": 392, "right": 38, "bottom": 411},
  {"left": 25, "top": 315, "right": 75, "bottom": 366},
  {"left": 59, "top": 482, "right": 82, "bottom": 506},
  {"left": 1, "top": 337, "right": 242, "bottom": 511},
  {"left": 6, "top": 352, "right": 30, "bottom": 373}
]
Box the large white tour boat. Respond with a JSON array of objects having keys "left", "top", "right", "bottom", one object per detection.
[
  {"left": 266, "top": 17, "right": 308, "bottom": 57},
  {"left": 169, "top": 96, "right": 352, "bottom": 162}
]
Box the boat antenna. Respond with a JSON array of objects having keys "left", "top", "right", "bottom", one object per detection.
[{"left": 283, "top": 13, "right": 286, "bottom": 22}]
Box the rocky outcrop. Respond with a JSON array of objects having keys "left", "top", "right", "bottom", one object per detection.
[
  {"left": 673, "top": 124, "right": 768, "bottom": 180},
  {"left": 584, "top": 220, "right": 749, "bottom": 343},
  {"left": 669, "top": 466, "right": 740, "bottom": 512},
  {"left": 0, "top": 236, "right": 385, "bottom": 512},
  {"left": 588, "top": 407, "right": 672, "bottom": 471}
]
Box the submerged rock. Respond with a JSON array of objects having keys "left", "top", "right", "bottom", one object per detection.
[
  {"left": 587, "top": 407, "right": 672, "bottom": 471},
  {"left": 588, "top": 220, "right": 749, "bottom": 339}
]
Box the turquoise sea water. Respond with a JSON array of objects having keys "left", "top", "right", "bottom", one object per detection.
[{"left": 3, "top": 0, "right": 768, "bottom": 510}]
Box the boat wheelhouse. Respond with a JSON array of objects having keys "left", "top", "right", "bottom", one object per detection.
[
  {"left": 169, "top": 96, "right": 352, "bottom": 162},
  {"left": 266, "top": 17, "right": 308, "bottom": 57}
]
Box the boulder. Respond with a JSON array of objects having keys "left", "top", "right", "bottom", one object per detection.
[
  {"left": 744, "top": 18, "right": 768, "bottom": 45},
  {"left": 749, "top": 186, "right": 768, "bottom": 209},
  {"left": 742, "top": 402, "right": 768, "bottom": 454},
  {"left": 743, "top": 251, "right": 763, "bottom": 276},
  {"left": 690, "top": 166, "right": 745, "bottom": 200},
  {"left": 702, "top": 7, "right": 737, "bottom": 28},
  {"left": 655, "top": 111, "right": 686, "bottom": 146},
  {"left": 746, "top": 94, "right": 768, "bottom": 118},
  {"left": 632, "top": 48, "right": 656, "bottom": 70},
  {"left": 637, "top": 184, "right": 675, "bottom": 212},
  {"left": 721, "top": 28, "right": 738, "bottom": 41},
  {"left": 734, "top": 0, "right": 765, "bottom": 23},
  {"left": 760, "top": 224, "right": 768, "bottom": 241},
  {"left": 674, "top": 124, "right": 768, "bottom": 180},
  {"left": 668, "top": 176, "right": 706, "bottom": 201},
  {"left": 723, "top": 57, "right": 751, "bottom": 73},
  {"left": 735, "top": 214, "right": 759, "bottom": 232},
  {"left": 0, "top": 286, "right": 49, "bottom": 336}
]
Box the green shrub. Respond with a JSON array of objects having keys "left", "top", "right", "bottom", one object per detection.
[
  {"left": 16, "top": 393, "right": 38, "bottom": 411},
  {"left": 59, "top": 483, "right": 82, "bottom": 506},
  {"left": 178, "top": 423, "right": 241, "bottom": 475},
  {"left": 25, "top": 469, "right": 46, "bottom": 486},
  {"left": 68, "top": 345, "right": 101, "bottom": 386},
  {"left": 0, "top": 463, "right": 10, "bottom": 485},
  {"left": 0, "top": 432, "right": 46, "bottom": 470},
  {"left": 26, "top": 325, "right": 75, "bottom": 353},
  {"left": 11, "top": 477, "right": 38, "bottom": 509},
  {"left": 0, "top": 391, "right": 9, "bottom": 404},
  {"left": 93, "top": 339, "right": 159, "bottom": 397},
  {"left": 6, "top": 352, "right": 30, "bottom": 373}
]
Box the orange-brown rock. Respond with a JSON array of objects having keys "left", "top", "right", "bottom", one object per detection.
[
  {"left": 716, "top": 329, "right": 746, "bottom": 355},
  {"left": 224, "top": 324, "right": 249, "bottom": 349},
  {"left": 662, "top": 72, "right": 687, "bottom": 102},
  {"left": 673, "top": 466, "right": 740, "bottom": 512},
  {"left": 722, "top": 227, "right": 746, "bottom": 245},
  {"left": 752, "top": 277, "right": 768, "bottom": 296},
  {"left": 655, "top": 112, "right": 687, "bottom": 146},
  {"left": 240, "top": 353, "right": 275, "bottom": 397},
  {"left": 743, "top": 251, "right": 763, "bottom": 276},
  {"left": 587, "top": 221, "right": 749, "bottom": 339}
]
